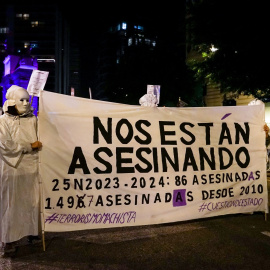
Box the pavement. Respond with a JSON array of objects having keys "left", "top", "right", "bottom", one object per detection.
[{"left": 0, "top": 177, "right": 270, "bottom": 270}]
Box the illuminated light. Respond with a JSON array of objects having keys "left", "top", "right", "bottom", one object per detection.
[
  {"left": 23, "top": 14, "right": 29, "bottom": 20},
  {"left": 30, "top": 43, "right": 38, "bottom": 48},
  {"left": 31, "top": 21, "right": 39, "bottom": 27},
  {"left": 37, "top": 59, "right": 55, "bottom": 62},
  {"left": 0, "top": 27, "right": 9, "bottom": 33},
  {"left": 264, "top": 103, "right": 270, "bottom": 125},
  {"left": 122, "top": 22, "right": 127, "bottom": 30},
  {"left": 16, "top": 13, "right": 29, "bottom": 20},
  {"left": 210, "top": 45, "right": 218, "bottom": 52}
]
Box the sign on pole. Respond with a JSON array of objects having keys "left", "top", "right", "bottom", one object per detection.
[{"left": 27, "top": 70, "right": 49, "bottom": 97}]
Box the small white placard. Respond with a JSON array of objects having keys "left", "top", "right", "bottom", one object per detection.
[{"left": 27, "top": 70, "right": 49, "bottom": 96}]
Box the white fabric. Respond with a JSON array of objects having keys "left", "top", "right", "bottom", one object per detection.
[
  {"left": 2, "top": 100, "right": 16, "bottom": 113},
  {"left": 39, "top": 90, "right": 268, "bottom": 232},
  {"left": 139, "top": 93, "right": 158, "bottom": 107},
  {"left": 3, "top": 85, "right": 31, "bottom": 114},
  {"left": 248, "top": 99, "right": 264, "bottom": 106},
  {"left": 0, "top": 113, "right": 39, "bottom": 243}
]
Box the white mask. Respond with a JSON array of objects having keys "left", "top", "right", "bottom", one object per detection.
[{"left": 14, "top": 88, "right": 30, "bottom": 115}]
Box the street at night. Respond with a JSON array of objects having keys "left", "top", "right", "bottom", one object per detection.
[
  {"left": 1, "top": 2, "right": 270, "bottom": 269},
  {"left": 1, "top": 178, "right": 270, "bottom": 270}
]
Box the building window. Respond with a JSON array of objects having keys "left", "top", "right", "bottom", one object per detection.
[
  {"left": 31, "top": 21, "right": 39, "bottom": 27},
  {"left": 30, "top": 43, "right": 38, "bottom": 49},
  {"left": 134, "top": 25, "right": 144, "bottom": 31},
  {"left": 31, "top": 21, "right": 45, "bottom": 27},
  {"left": 16, "top": 13, "right": 29, "bottom": 20},
  {"left": 23, "top": 14, "right": 29, "bottom": 20},
  {"left": 128, "top": 38, "right": 132, "bottom": 46},
  {"left": 122, "top": 22, "right": 127, "bottom": 30},
  {"left": 0, "top": 27, "right": 9, "bottom": 34}
]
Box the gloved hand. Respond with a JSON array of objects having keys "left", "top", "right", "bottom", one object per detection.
[
  {"left": 264, "top": 124, "right": 269, "bottom": 138},
  {"left": 31, "top": 141, "right": 42, "bottom": 150}
]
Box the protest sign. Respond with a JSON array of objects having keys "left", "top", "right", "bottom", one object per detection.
[
  {"left": 38, "top": 90, "right": 268, "bottom": 232},
  {"left": 27, "top": 70, "right": 49, "bottom": 97}
]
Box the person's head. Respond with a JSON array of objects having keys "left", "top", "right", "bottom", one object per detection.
[{"left": 5, "top": 85, "right": 31, "bottom": 115}]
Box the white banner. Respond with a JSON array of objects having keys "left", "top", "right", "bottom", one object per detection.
[{"left": 38, "top": 90, "right": 268, "bottom": 232}]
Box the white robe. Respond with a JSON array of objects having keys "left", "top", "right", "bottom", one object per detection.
[
  {"left": 0, "top": 113, "right": 40, "bottom": 243},
  {"left": 139, "top": 93, "right": 158, "bottom": 107}
]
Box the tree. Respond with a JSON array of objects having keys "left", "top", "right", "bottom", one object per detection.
[{"left": 186, "top": 0, "right": 270, "bottom": 100}]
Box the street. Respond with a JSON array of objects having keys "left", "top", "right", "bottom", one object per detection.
[{"left": 1, "top": 178, "right": 270, "bottom": 270}]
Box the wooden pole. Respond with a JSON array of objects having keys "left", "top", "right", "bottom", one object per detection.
[
  {"left": 42, "top": 231, "right": 46, "bottom": 251},
  {"left": 38, "top": 92, "right": 45, "bottom": 251},
  {"left": 30, "top": 95, "right": 34, "bottom": 106}
]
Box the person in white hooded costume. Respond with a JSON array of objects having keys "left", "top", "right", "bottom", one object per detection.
[
  {"left": 139, "top": 85, "right": 158, "bottom": 107},
  {"left": 0, "top": 85, "right": 42, "bottom": 255}
]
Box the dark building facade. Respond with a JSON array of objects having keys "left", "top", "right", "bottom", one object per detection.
[
  {"left": 0, "top": 3, "right": 81, "bottom": 110},
  {"left": 94, "top": 20, "right": 159, "bottom": 104}
]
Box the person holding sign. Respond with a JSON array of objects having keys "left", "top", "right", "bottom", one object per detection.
[
  {"left": 139, "top": 85, "right": 158, "bottom": 107},
  {"left": 0, "top": 85, "right": 42, "bottom": 256}
]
